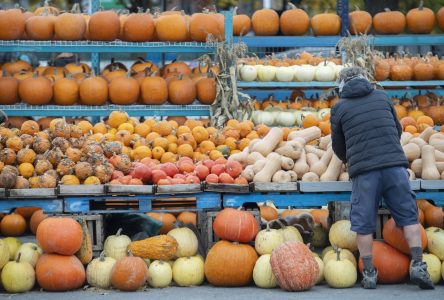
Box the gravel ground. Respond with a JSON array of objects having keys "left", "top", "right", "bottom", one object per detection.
[{"left": 1, "top": 284, "right": 443, "bottom": 300}]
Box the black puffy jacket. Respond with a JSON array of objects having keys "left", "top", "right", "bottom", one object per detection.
[{"left": 330, "top": 77, "right": 409, "bottom": 178}]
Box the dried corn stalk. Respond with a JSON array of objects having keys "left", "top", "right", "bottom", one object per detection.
[{"left": 337, "top": 34, "right": 375, "bottom": 81}]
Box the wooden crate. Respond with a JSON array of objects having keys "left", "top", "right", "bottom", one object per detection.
[
  {"left": 62, "top": 214, "right": 104, "bottom": 254},
  {"left": 198, "top": 209, "right": 261, "bottom": 253},
  {"left": 328, "top": 201, "right": 390, "bottom": 239}
]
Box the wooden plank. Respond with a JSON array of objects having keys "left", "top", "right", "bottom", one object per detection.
[
  {"left": 106, "top": 185, "right": 153, "bottom": 195},
  {"left": 409, "top": 180, "right": 421, "bottom": 191},
  {"left": 420, "top": 180, "right": 444, "bottom": 190},
  {"left": 0, "top": 188, "right": 5, "bottom": 198},
  {"left": 8, "top": 188, "right": 56, "bottom": 198},
  {"left": 299, "top": 181, "right": 352, "bottom": 192},
  {"left": 253, "top": 182, "right": 298, "bottom": 192},
  {"left": 59, "top": 185, "right": 105, "bottom": 196},
  {"left": 205, "top": 183, "right": 250, "bottom": 193},
  {"left": 155, "top": 184, "right": 202, "bottom": 194}
]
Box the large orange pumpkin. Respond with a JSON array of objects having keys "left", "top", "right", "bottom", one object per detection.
[
  {"left": 122, "top": 12, "right": 155, "bottom": 42},
  {"left": 438, "top": 7, "right": 444, "bottom": 32},
  {"left": 36, "top": 254, "right": 85, "bottom": 291},
  {"left": 0, "top": 213, "right": 27, "bottom": 236},
  {"left": 2, "top": 60, "right": 32, "bottom": 75},
  {"left": 54, "top": 76, "right": 79, "bottom": 105},
  {"left": 54, "top": 7, "right": 86, "bottom": 41},
  {"left": 18, "top": 74, "right": 53, "bottom": 105},
  {"left": 88, "top": 10, "right": 120, "bottom": 41},
  {"left": 311, "top": 13, "right": 341, "bottom": 36},
  {"left": 140, "top": 74, "right": 168, "bottom": 105},
  {"left": 111, "top": 256, "right": 148, "bottom": 291},
  {"left": 36, "top": 217, "right": 83, "bottom": 255},
  {"left": 270, "top": 241, "right": 319, "bottom": 291},
  {"left": 280, "top": 4, "right": 309, "bottom": 36},
  {"left": 146, "top": 212, "right": 176, "bottom": 234},
  {"left": 29, "top": 209, "right": 48, "bottom": 234},
  {"left": 251, "top": 9, "right": 279, "bottom": 36},
  {"left": 382, "top": 218, "right": 427, "bottom": 255},
  {"left": 79, "top": 75, "right": 108, "bottom": 105},
  {"left": 189, "top": 11, "right": 222, "bottom": 42},
  {"left": 373, "top": 9, "right": 406, "bottom": 34},
  {"left": 349, "top": 6, "right": 372, "bottom": 34},
  {"left": 155, "top": 13, "right": 189, "bottom": 42},
  {"left": 0, "top": 73, "right": 19, "bottom": 105},
  {"left": 196, "top": 76, "right": 216, "bottom": 105},
  {"left": 25, "top": 13, "right": 55, "bottom": 40},
  {"left": 358, "top": 241, "right": 410, "bottom": 284},
  {"left": 204, "top": 240, "right": 258, "bottom": 286},
  {"left": 424, "top": 205, "right": 444, "bottom": 228},
  {"left": 168, "top": 75, "right": 196, "bottom": 105},
  {"left": 233, "top": 8, "right": 251, "bottom": 36},
  {"left": 0, "top": 9, "right": 26, "bottom": 40},
  {"left": 213, "top": 207, "right": 258, "bottom": 243},
  {"left": 109, "top": 76, "right": 140, "bottom": 105},
  {"left": 406, "top": 1, "right": 435, "bottom": 34}
]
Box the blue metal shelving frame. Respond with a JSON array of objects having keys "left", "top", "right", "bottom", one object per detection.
[{"left": 237, "top": 81, "right": 444, "bottom": 88}]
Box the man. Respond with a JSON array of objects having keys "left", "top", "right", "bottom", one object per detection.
[{"left": 330, "top": 67, "right": 434, "bottom": 290}]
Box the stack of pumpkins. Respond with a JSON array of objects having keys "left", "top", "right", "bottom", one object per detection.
[
  {"left": 0, "top": 208, "right": 47, "bottom": 238},
  {"left": 0, "top": 58, "right": 217, "bottom": 106},
  {"left": 0, "top": 3, "right": 224, "bottom": 42},
  {"left": 374, "top": 53, "right": 444, "bottom": 82}
]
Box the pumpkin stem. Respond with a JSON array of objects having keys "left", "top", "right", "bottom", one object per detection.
[
  {"left": 116, "top": 228, "right": 123, "bottom": 236},
  {"left": 384, "top": 8, "right": 391, "bottom": 12},
  {"left": 287, "top": 2, "right": 297, "bottom": 10},
  {"left": 71, "top": 3, "right": 80, "bottom": 14},
  {"left": 16, "top": 252, "right": 21, "bottom": 263},
  {"left": 137, "top": 7, "right": 144, "bottom": 13},
  {"left": 236, "top": 206, "right": 243, "bottom": 211},
  {"left": 354, "top": 5, "right": 360, "bottom": 11},
  {"left": 233, "top": 6, "right": 238, "bottom": 16},
  {"left": 336, "top": 248, "right": 341, "bottom": 261},
  {"left": 418, "top": 0, "right": 424, "bottom": 10},
  {"left": 99, "top": 250, "right": 106, "bottom": 261}
]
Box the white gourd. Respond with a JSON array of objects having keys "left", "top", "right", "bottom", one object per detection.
[
  {"left": 408, "top": 137, "right": 427, "bottom": 150},
  {"left": 403, "top": 143, "right": 421, "bottom": 161},
  {"left": 239, "top": 65, "right": 257, "bottom": 82},
  {"left": 319, "top": 135, "right": 332, "bottom": 150},
  {"left": 315, "top": 64, "right": 336, "bottom": 81},
  {"left": 400, "top": 132, "right": 413, "bottom": 146},
  {"left": 277, "top": 111, "right": 297, "bottom": 127},
  {"left": 287, "top": 170, "right": 298, "bottom": 182},
  {"left": 257, "top": 65, "right": 277, "bottom": 82},
  {"left": 305, "top": 145, "right": 325, "bottom": 158},
  {"left": 241, "top": 165, "right": 255, "bottom": 181},
  {"left": 339, "top": 172, "right": 350, "bottom": 181},
  {"left": 253, "top": 159, "right": 267, "bottom": 173},
  {"left": 419, "top": 127, "right": 435, "bottom": 143},
  {"left": 247, "top": 152, "right": 265, "bottom": 164}
]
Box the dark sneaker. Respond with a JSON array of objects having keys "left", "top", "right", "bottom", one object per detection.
[
  {"left": 361, "top": 269, "right": 378, "bottom": 289},
  {"left": 410, "top": 261, "right": 435, "bottom": 290}
]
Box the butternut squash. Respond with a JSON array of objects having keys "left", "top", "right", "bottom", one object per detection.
[
  {"left": 411, "top": 159, "right": 444, "bottom": 177},
  {"left": 287, "top": 170, "right": 298, "bottom": 182},
  {"left": 301, "top": 172, "right": 320, "bottom": 182},
  {"left": 247, "top": 152, "right": 265, "bottom": 165},
  {"left": 403, "top": 143, "right": 421, "bottom": 162},
  {"left": 320, "top": 154, "right": 342, "bottom": 181},
  {"left": 272, "top": 170, "right": 292, "bottom": 183},
  {"left": 288, "top": 127, "right": 321, "bottom": 143},
  {"left": 253, "top": 153, "right": 282, "bottom": 183},
  {"left": 241, "top": 165, "right": 255, "bottom": 181},
  {"left": 429, "top": 132, "right": 444, "bottom": 143},
  {"left": 248, "top": 139, "right": 260, "bottom": 151},
  {"left": 435, "top": 150, "right": 444, "bottom": 162},
  {"left": 429, "top": 137, "right": 444, "bottom": 152},
  {"left": 293, "top": 149, "right": 309, "bottom": 179},
  {"left": 339, "top": 172, "right": 349, "bottom": 181},
  {"left": 407, "top": 169, "right": 416, "bottom": 180},
  {"left": 419, "top": 127, "right": 435, "bottom": 143},
  {"left": 281, "top": 156, "right": 295, "bottom": 170},
  {"left": 310, "top": 147, "right": 333, "bottom": 176},
  {"left": 251, "top": 127, "right": 283, "bottom": 156},
  {"left": 400, "top": 132, "right": 413, "bottom": 146},
  {"left": 75, "top": 219, "right": 93, "bottom": 265},
  {"left": 319, "top": 135, "right": 331, "bottom": 150},
  {"left": 441, "top": 170, "right": 444, "bottom": 180},
  {"left": 305, "top": 145, "right": 325, "bottom": 158},
  {"left": 275, "top": 140, "right": 303, "bottom": 160},
  {"left": 421, "top": 145, "right": 440, "bottom": 180},
  {"left": 306, "top": 153, "right": 320, "bottom": 168},
  {"left": 253, "top": 159, "right": 267, "bottom": 174},
  {"left": 228, "top": 148, "right": 249, "bottom": 166},
  {"left": 408, "top": 138, "right": 427, "bottom": 150}
]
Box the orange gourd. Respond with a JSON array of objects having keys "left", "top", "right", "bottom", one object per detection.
[
  {"left": 177, "top": 212, "right": 197, "bottom": 225},
  {"left": 311, "top": 12, "right": 341, "bottom": 36},
  {"left": 406, "top": 1, "right": 435, "bottom": 34},
  {"left": 252, "top": 9, "right": 279, "bottom": 36},
  {"left": 280, "top": 4, "right": 309, "bottom": 36},
  {"left": 36, "top": 217, "right": 83, "bottom": 255},
  {"left": 0, "top": 213, "right": 27, "bottom": 236},
  {"left": 36, "top": 254, "right": 85, "bottom": 291},
  {"left": 146, "top": 212, "right": 176, "bottom": 234},
  {"left": 88, "top": 10, "right": 120, "bottom": 41},
  {"left": 382, "top": 218, "right": 427, "bottom": 255},
  {"left": 213, "top": 208, "right": 258, "bottom": 243},
  {"left": 373, "top": 9, "right": 406, "bottom": 34},
  {"left": 111, "top": 256, "right": 148, "bottom": 291}
]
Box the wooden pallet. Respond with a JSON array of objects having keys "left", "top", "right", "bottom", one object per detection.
[
  {"left": 106, "top": 184, "right": 154, "bottom": 195},
  {"left": 155, "top": 184, "right": 202, "bottom": 195},
  {"left": 58, "top": 185, "right": 105, "bottom": 196},
  {"left": 64, "top": 196, "right": 152, "bottom": 213},
  {"left": 0, "top": 188, "right": 5, "bottom": 198},
  {"left": 7, "top": 188, "right": 56, "bottom": 198},
  {"left": 252, "top": 182, "right": 298, "bottom": 192},
  {"left": 420, "top": 180, "right": 444, "bottom": 190},
  {"left": 204, "top": 183, "right": 250, "bottom": 193},
  {"left": 299, "top": 181, "right": 352, "bottom": 192}
]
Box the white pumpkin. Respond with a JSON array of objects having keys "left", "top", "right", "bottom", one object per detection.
[
  {"left": 321, "top": 246, "right": 334, "bottom": 259},
  {"left": 315, "top": 64, "right": 336, "bottom": 82},
  {"left": 1, "top": 254, "right": 35, "bottom": 293},
  {"left": 3, "top": 237, "right": 21, "bottom": 260},
  {"left": 278, "top": 223, "right": 303, "bottom": 242},
  {"left": 257, "top": 65, "right": 277, "bottom": 82},
  {"left": 86, "top": 252, "right": 117, "bottom": 289},
  {"left": 294, "top": 64, "right": 315, "bottom": 82},
  {"left": 103, "top": 228, "right": 131, "bottom": 260},
  {"left": 167, "top": 227, "right": 198, "bottom": 258},
  {"left": 277, "top": 111, "right": 297, "bottom": 127},
  {"left": 15, "top": 243, "right": 42, "bottom": 268},
  {"left": 253, "top": 254, "right": 277, "bottom": 288},
  {"left": 426, "top": 228, "right": 444, "bottom": 260},
  {"left": 148, "top": 260, "right": 173, "bottom": 288},
  {"left": 253, "top": 111, "right": 274, "bottom": 126},
  {"left": 0, "top": 239, "right": 9, "bottom": 269},
  {"left": 422, "top": 253, "right": 442, "bottom": 284},
  {"left": 255, "top": 224, "right": 284, "bottom": 255},
  {"left": 329, "top": 220, "right": 357, "bottom": 251},
  {"left": 317, "top": 60, "right": 337, "bottom": 68},
  {"left": 172, "top": 256, "right": 205, "bottom": 287},
  {"left": 324, "top": 250, "right": 357, "bottom": 288},
  {"left": 441, "top": 260, "right": 444, "bottom": 281},
  {"left": 314, "top": 256, "right": 325, "bottom": 284},
  {"left": 323, "top": 248, "right": 357, "bottom": 267},
  {"left": 317, "top": 108, "right": 331, "bottom": 121},
  {"left": 335, "top": 65, "right": 344, "bottom": 77},
  {"left": 239, "top": 64, "right": 257, "bottom": 82},
  {"left": 275, "top": 66, "right": 295, "bottom": 82}
]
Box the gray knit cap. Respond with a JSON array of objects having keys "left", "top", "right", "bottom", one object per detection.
[{"left": 338, "top": 66, "right": 368, "bottom": 92}]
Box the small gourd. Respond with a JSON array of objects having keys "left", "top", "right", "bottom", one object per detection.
[
  {"left": 167, "top": 226, "right": 198, "bottom": 258},
  {"left": 253, "top": 254, "right": 277, "bottom": 288},
  {"left": 254, "top": 222, "right": 284, "bottom": 255},
  {"left": 75, "top": 219, "right": 93, "bottom": 265},
  {"left": 148, "top": 260, "right": 172, "bottom": 288},
  {"left": 1, "top": 253, "right": 35, "bottom": 293},
  {"left": 324, "top": 249, "right": 357, "bottom": 288},
  {"left": 172, "top": 256, "right": 205, "bottom": 287},
  {"left": 86, "top": 251, "right": 116, "bottom": 289},
  {"left": 103, "top": 228, "right": 131, "bottom": 260}
]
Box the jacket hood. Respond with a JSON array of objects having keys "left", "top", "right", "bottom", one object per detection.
[{"left": 339, "top": 78, "right": 374, "bottom": 98}]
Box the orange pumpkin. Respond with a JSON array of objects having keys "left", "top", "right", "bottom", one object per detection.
[
  {"left": 213, "top": 208, "right": 258, "bottom": 243},
  {"left": 146, "top": 212, "right": 176, "bottom": 234},
  {"left": 413, "top": 62, "right": 434, "bottom": 81},
  {"left": 382, "top": 218, "right": 427, "bottom": 255},
  {"left": 233, "top": 8, "right": 251, "bottom": 36},
  {"left": 373, "top": 9, "right": 406, "bottom": 34},
  {"left": 123, "top": 12, "right": 155, "bottom": 42},
  {"left": 111, "top": 256, "right": 148, "bottom": 291},
  {"left": 424, "top": 205, "right": 444, "bottom": 228},
  {"left": 177, "top": 212, "right": 197, "bottom": 225},
  {"left": 155, "top": 13, "right": 189, "bottom": 42},
  {"left": 25, "top": 12, "right": 55, "bottom": 40},
  {"left": 140, "top": 74, "right": 168, "bottom": 105},
  {"left": 36, "top": 254, "right": 85, "bottom": 291},
  {"left": 259, "top": 203, "right": 278, "bottom": 221},
  {"left": 2, "top": 60, "right": 32, "bottom": 75},
  {"left": 0, "top": 9, "right": 26, "bottom": 40},
  {"left": 390, "top": 64, "right": 413, "bottom": 81},
  {"left": 189, "top": 11, "right": 222, "bottom": 42},
  {"left": 311, "top": 13, "right": 341, "bottom": 36},
  {"left": 280, "top": 4, "right": 309, "bottom": 36},
  {"left": 79, "top": 74, "right": 108, "bottom": 105},
  {"left": 88, "top": 10, "right": 120, "bottom": 41},
  {"left": 54, "top": 5, "right": 86, "bottom": 41},
  {"left": 54, "top": 76, "right": 79, "bottom": 105},
  {"left": 438, "top": 7, "right": 444, "bottom": 32},
  {"left": 0, "top": 213, "right": 27, "bottom": 236},
  {"left": 168, "top": 75, "right": 196, "bottom": 105},
  {"left": 252, "top": 9, "right": 279, "bottom": 36},
  {"left": 0, "top": 72, "right": 19, "bottom": 105},
  {"left": 349, "top": 6, "right": 372, "bottom": 34},
  {"left": 109, "top": 75, "right": 140, "bottom": 105},
  {"left": 19, "top": 74, "right": 53, "bottom": 105},
  {"left": 37, "top": 217, "right": 83, "bottom": 255},
  {"left": 196, "top": 76, "right": 216, "bottom": 105},
  {"left": 406, "top": 1, "right": 435, "bottom": 34}
]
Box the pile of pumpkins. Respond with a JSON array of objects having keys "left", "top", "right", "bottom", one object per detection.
[
  {"left": 0, "top": 3, "right": 224, "bottom": 42},
  {"left": 233, "top": 3, "right": 444, "bottom": 37},
  {"left": 374, "top": 53, "right": 444, "bottom": 82},
  {"left": 0, "top": 111, "right": 263, "bottom": 188},
  {"left": 391, "top": 91, "right": 444, "bottom": 125},
  {"left": 0, "top": 58, "right": 217, "bottom": 106},
  {"left": 237, "top": 53, "right": 344, "bottom": 82}
]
